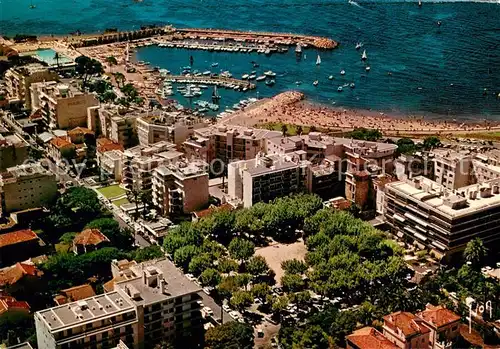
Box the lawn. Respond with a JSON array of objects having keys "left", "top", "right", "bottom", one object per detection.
[
  {"left": 258, "top": 122, "right": 337, "bottom": 136},
  {"left": 98, "top": 185, "right": 126, "bottom": 199},
  {"left": 113, "top": 197, "right": 130, "bottom": 207}
]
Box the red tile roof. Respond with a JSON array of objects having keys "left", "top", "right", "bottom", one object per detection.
[
  {"left": 68, "top": 127, "right": 94, "bottom": 135},
  {"left": 383, "top": 311, "right": 430, "bottom": 337},
  {"left": 193, "top": 203, "right": 233, "bottom": 219},
  {"left": 0, "top": 262, "right": 43, "bottom": 287},
  {"left": 54, "top": 284, "right": 96, "bottom": 305},
  {"left": 50, "top": 136, "right": 72, "bottom": 149},
  {"left": 0, "top": 229, "right": 38, "bottom": 248},
  {"left": 347, "top": 327, "right": 399, "bottom": 349},
  {"left": 0, "top": 296, "right": 30, "bottom": 314},
  {"left": 73, "top": 229, "right": 110, "bottom": 246},
  {"left": 417, "top": 305, "right": 461, "bottom": 328},
  {"left": 98, "top": 142, "right": 124, "bottom": 154}
]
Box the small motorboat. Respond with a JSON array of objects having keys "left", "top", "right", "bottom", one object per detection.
[
  {"left": 248, "top": 75, "right": 256, "bottom": 80},
  {"left": 355, "top": 42, "right": 363, "bottom": 50},
  {"left": 337, "top": 86, "right": 343, "bottom": 92},
  {"left": 265, "top": 79, "right": 275, "bottom": 86},
  {"left": 202, "top": 71, "right": 211, "bottom": 76},
  {"left": 296, "top": 81, "right": 302, "bottom": 85},
  {"left": 350, "top": 82, "right": 355, "bottom": 88},
  {"left": 340, "top": 70, "right": 346, "bottom": 75},
  {"left": 265, "top": 48, "right": 271, "bottom": 55},
  {"left": 316, "top": 54, "right": 322, "bottom": 66},
  {"left": 366, "top": 66, "right": 371, "bottom": 72},
  {"left": 264, "top": 70, "right": 276, "bottom": 77},
  {"left": 241, "top": 74, "right": 249, "bottom": 80},
  {"left": 361, "top": 50, "right": 367, "bottom": 61},
  {"left": 253, "top": 62, "right": 260, "bottom": 68},
  {"left": 328, "top": 75, "right": 334, "bottom": 80},
  {"left": 256, "top": 76, "right": 266, "bottom": 81},
  {"left": 313, "top": 80, "right": 319, "bottom": 86},
  {"left": 295, "top": 43, "right": 302, "bottom": 54},
  {"left": 211, "top": 62, "right": 219, "bottom": 67}
]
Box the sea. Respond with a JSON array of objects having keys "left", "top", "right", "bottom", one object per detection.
[{"left": 1, "top": 0, "right": 499, "bottom": 119}]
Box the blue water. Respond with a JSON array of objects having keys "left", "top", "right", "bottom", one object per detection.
[{"left": 1, "top": 0, "right": 499, "bottom": 119}]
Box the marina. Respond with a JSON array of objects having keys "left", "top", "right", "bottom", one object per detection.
[{"left": 161, "top": 75, "right": 256, "bottom": 90}]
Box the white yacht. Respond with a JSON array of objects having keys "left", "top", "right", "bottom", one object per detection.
[
  {"left": 361, "top": 50, "right": 367, "bottom": 61},
  {"left": 340, "top": 70, "right": 346, "bottom": 75},
  {"left": 316, "top": 54, "right": 321, "bottom": 65},
  {"left": 313, "top": 80, "right": 319, "bottom": 86}
]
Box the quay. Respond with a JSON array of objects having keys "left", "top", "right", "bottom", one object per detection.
[
  {"left": 151, "top": 39, "right": 287, "bottom": 54},
  {"left": 162, "top": 75, "right": 256, "bottom": 90}
]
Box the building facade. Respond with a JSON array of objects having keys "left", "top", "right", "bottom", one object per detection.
[
  {"left": 0, "top": 134, "right": 29, "bottom": 171},
  {"left": 30, "top": 81, "right": 98, "bottom": 129},
  {"left": 0, "top": 162, "right": 58, "bottom": 215}
]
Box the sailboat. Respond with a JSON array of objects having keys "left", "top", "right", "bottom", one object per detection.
[
  {"left": 212, "top": 86, "right": 221, "bottom": 101},
  {"left": 418, "top": 0, "right": 422, "bottom": 7},
  {"left": 361, "top": 50, "right": 367, "bottom": 61},
  {"left": 316, "top": 54, "right": 321, "bottom": 66}
]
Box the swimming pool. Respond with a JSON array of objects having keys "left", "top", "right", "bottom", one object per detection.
[{"left": 33, "top": 49, "right": 73, "bottom": 66}]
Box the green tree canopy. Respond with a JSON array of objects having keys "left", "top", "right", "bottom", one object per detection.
[
  {"left": 463, "top": 237, "right": 488, "bottom": 269},
  {"left": 246, "top": 255, "right": 271, "bottom": 276},
  {"left": 133, "top": 245, "right": 164, "bottom": 263},
  {"left": 173, "top": 245, "right": 200, "bottom": 270},
  {"left": 422, "top": 136, "right": 441, "bottom": 150},
  {"left": 200, "top": 268, "right": 222, "bottom": 287},
  {"left": 86, "top": 218, "right": 133, "bottom": 250},
  {"left": 396, "top": 137, "right": 416, "bottom": 155},
  {"left": 188, "top": 253, "right": 213, "bottom": 276},
  {"left": 251, "top": 283, "right": 271, "bottom": 300},
  {"left": 230, "top": 290, "right": 253, "bottom": 311},
  {"left": 228, "top": 238, "right": 255, "bottom": 261},
  {"left": 205, "top": 322, "right": 254, "bottom": 349},
  {"left": 281, "top": 259, "right": 308, "bottom": 275}
]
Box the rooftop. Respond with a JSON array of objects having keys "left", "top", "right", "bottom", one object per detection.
[
  {"left": 155, "top": 160, "right": 208, "bottom": 179},
  {"left": 383, "top": 311, "right": 430, "bottom": 337},
  {"left": 0, "top": 229, "right": 38, "bottom": 249},
  {"left": 32, "top": 80, "right": 83, "bottom": 99},
  {"left": 1, "top": 163, "right": 52, "bottom": 180},
  {"left": 115, "top": 258, "right": 201, "bottom": 305},
  {"left": 11, "top": 63, "right": 49, "bottom": 75},
  {"left": 0, "top": 296, "right": 30, "bottom": 315},
  {"left": 54, "top": 284, "right": 96, "bottom": 305},
  {"left": 232, "top": 152, "right": 309, "bottom": 177},
  {"left": 50, "top": 137, "right": 73, "bottom": 149},
  {"left": 5, "top": 342, "right": 34, "bottom": 349},
  {"left": 347, "top": 327, "right": 399, "bottom": 349},
  {"left": 0, "top": 261, "right": 43, "bottom": 287},
  {"left": 0, "top": 134, "right": 27, "bottom": 148},
  {"left": 73, "top": 229, "right": 110, "bottom": 246},
  {"left": 195, "top": 125, "right": 282, "bottom": 140},
  {"left": 387, "top": 176, "right": 500, "bottom": 218},
  {"left": 416, "top": 305, "right": 461, "bottom": 328},
  {"left": 36, "top": 291, "right": 136, "bottom": 332}
]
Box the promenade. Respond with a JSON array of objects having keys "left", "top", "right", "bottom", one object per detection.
[{"left": 163, "top": 75, "right": 256, "bottom": 90}]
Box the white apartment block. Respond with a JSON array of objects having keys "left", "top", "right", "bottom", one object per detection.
[
  {"left": 4, "top": 64, "right": 58, "bottom": 108},
  {"left": 0, "top": 162, "right": 58, "bottom": 215},
  {"left": 228, "top": 152, "right": 309, "bottom": 208},
  {"left": 152, "top": 160, "right": 209, "bottom": 216},
  {"left": 35, "top": 291, "right": 139, "bottom": 349},
  {"left": 35, "top": 258, "right": 203, "bottom": 349},
  {"left": 98, "top": 150, "right": 124, "bottom": 181},
  {"left": 136, "top": 112, "right": 207, "bottom": 147},
  {"left": 30, "top": 81, "right": 98, "bottom": 129},
  {"left": 122, "top": 142, "right": 183, "bottom": 193}
]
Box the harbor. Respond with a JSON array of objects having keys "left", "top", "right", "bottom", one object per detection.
[{"left": 161, "top": 75, "right": 256, "bottom": 90}]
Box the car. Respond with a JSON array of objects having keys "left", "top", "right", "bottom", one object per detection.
[
  {"left": 229, "top": 311, "right": 240, "bottom": 320},
  {"left": 222, "top": 304, "right": 231, "bottom": 312},
  {"left": 254, "top": 298, "right": 262, "bottom": 305},
  {"left": 237, "top": 318, "right": 245, "bottom": 323},
  {"left": 203, "top": 306, "right": 214, "bottom": 316},
  {"left": 203, "top": 287, "right": 211, "bottom": 295}
]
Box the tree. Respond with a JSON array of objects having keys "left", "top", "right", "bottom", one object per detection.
[
  {"left": 86, "top": 218, "right": 133, "bottom": 250},
  {"left": 422, "top": 136, "right": 441, "bottom": 150},
  {"left": 100, "top": 90, "right": 117, "bottom": 102},
  {"left": 396, "top": 137, "right": 416, "bottom": 155},
  {"left": 296, "top": 125, "right": 303, "bottom": 135},
  {"left": 228, "top": 238, "right": 255, "bottom": 262},
  {"left": 121, "top": 83, "right": 139, "bottom": 102},
  {"left": 348, "top": 128, "right": 382, "bottom": 141},
  {"left": 271, "top": 295, "right": 289, "bottom": 317},
  {"left": 205, "top": 322, "right": 254, "bottom": 349},
  {"left": 0, "top": 311, "right": 34, "bottom": 346},
  {"left": 218, "top": 258, "right": 239, "bottom": 273},
  {"left": 281, "top": 124, "right": 288, "bottom": 137},
  {"left": 48, "top": 187, "right": 100, "bottom": 230},
  {"left": 54, "top": 51, "right": 60, "bottom": 69},
  {"left": 246, "top": 255, "right": 270, "bottom": 276},
  {"left": 133, "top": 245, "right": 164, "bottom": 262},
  {"left": 463, "top": 238, "right": 488, "bottom": 269},
  {"left": 251, "top": 283, "right": 271, "bottom": 301},
  {"left": 230, "top": 290, "right": 253, "bottom": 311},
  {"left": 114, "top": 72, "right": 125, "bottom": 87},
  {"left": 281, "top": 273, "right": 305, "bottom": 292},
  {"left": 217, "top": 276, "right": 239, "bottom": 299},
  {"left": 281, "top": 259, "right": 308, "bottom": 275},
  {"left": 188, "top": 253, "right": 213, "bottom": 276},
  {"left": 234, "top": 273, "right": 252, "bottom": 290},
  {"left": 105, "top": 56, "right": 118, "bottom": 72},
  {"left": 200, "top": 268, "right": 221, "bottom": 287},
  {"left": 75, "top": 55, "right": 104, "bottom": 88},
  {"left": 174, "top": 245, "right": 199, "bottom": 270}
]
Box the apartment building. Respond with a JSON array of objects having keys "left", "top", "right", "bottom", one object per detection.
[
  {"left": 384, "top": 175, "right": 500, "bottom": 258},
  {"left": 93, "top": 106, "right": 141, "bottom": 147},
  {"left": 228, "top": 152, "right": 309, "bottom": 208},
  {"left": 113, "top": 259, "right": 203, "bottom": 348},
  {"left": 0, "top": 162, "right": 58, "bottom": 215},
  {"left": 152, "top": 160, "right": 209, "bottom": 216},
  {"left": 122, "top": 142, "right": 182, "bottom": 193},
  {"left": 30, "top": 81, "right": 98, "bottom": 129},
  {"left": 136, "top": 112, "right": 207, "bottom": 147},
  {"left": 0, "top": 134, "right": 29, "bottom": 171},
  {"left": 432, "top": 150, "right": 473, "bottom": 190},
  {"left": 5, "top": 64, "right": 58, "bottom": 108},
  {"left": 35, "top": 291, "right": 140, "bottom": 349},
  {"left": 99, "top": 149, "right": 124, "bottom": 181},
  {"left": 193, "top": 125, "right": 282, "bottom": 166},
  {"left": 382, "top": 311, "right": 431, "bottom": 349},
  {"left": 35, "top": 258, "right": 204, "bottom": 349}
]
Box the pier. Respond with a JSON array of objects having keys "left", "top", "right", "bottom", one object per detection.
[{"left": 162, "top": 75, "right": 256, "bottom": 90}]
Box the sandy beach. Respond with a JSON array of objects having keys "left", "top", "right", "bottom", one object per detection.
[{"left": 222, "top": 91, "right": 500, "bottom": 136}]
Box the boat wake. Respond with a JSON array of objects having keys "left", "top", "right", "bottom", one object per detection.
[{"left": 348, "top": 0, "right": 363, "bottom": 7}]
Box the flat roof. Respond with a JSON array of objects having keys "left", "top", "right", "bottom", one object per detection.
[
  {"left": 116, "top": 258, "right": 201, "bottom": 305},
  {"left": 36, "top": 291, "right": 135, "bottom": 332}
]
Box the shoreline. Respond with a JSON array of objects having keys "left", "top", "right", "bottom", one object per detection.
[{"left": 221, "top": 91, "right": 500, "bottom": 136}]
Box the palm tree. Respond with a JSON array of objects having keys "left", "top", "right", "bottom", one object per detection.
[
  {"left": 126, "top": 187, "right": 140, "bottom": 220},
  {"left": 105, "top": 56, "right": 117, "bottom": 73},
  {"left": 281, "top": 124, "right": 288, "bottom": 137},
  {"left": 296, "top": 125, "right": 303, "bottom": 135},
  {"left": 53, "top": 51, "right": 60, "bottom": 70}
]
